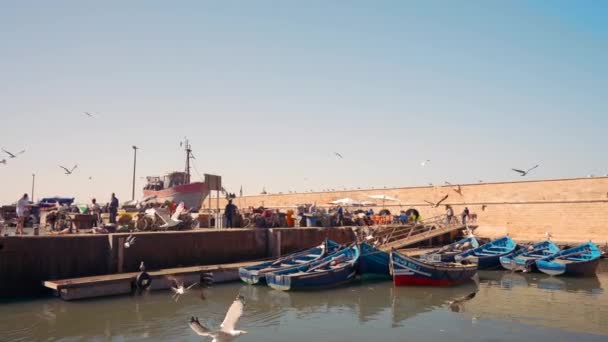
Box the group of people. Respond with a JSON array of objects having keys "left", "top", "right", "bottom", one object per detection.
[{"left": 445, "top": 205, "right": 473, "bottom": 226}]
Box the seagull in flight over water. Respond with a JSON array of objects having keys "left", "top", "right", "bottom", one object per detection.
[
  {"left": 2, "top": 148, "right": 25, "bottom": 159},
  {"left": 420, "top": 159, "right": 431, "bottom": 167},
  {"left": 167, "top": 276, "right": 198, "bottom": 302},
  {"left": 334, "top": 152, "right": 343, "bottom": 159},
  {"left": 189, "top": 295, "right": 248, "bottom": 341},
  {"left": 83, "top": 112, "right": 97, "bottom": 118},
  {"left": 512, "top": 165, "right": 539, "bottom": 177},
  {"left": 59, "top": 164, "right": 78, "bottom": 175},
  {"left": 0, "top": 159, "right": 6, "bottom": 165}
]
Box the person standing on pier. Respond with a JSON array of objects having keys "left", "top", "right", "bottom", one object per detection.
[
  {"left": 224, "top": 199, "right": 237, "bottom": 228},
  {"left": 15, "top": 194, "right": 29, "bottom": 235},
  {"left": 90, "top": 198, "right": 101, "bottom": 227},
  {"left": 109, "top": 193, "right": 119, "bottom": 224},
  {"left": 446, "top": 205, "right": 454, "bottom": 224},
  {"left": 461, "top": 207, "right": 470, "bottom": 226},
  {"left": 336, "top": 205, "right": 344, "bottom": 226}
]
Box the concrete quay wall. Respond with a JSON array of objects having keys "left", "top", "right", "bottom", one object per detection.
[
  {"left": 0, "top": 227, "right": 356, "bottom": 298},
  {"left": 220, "top": 177, "right": 608, "bottom": 244}
]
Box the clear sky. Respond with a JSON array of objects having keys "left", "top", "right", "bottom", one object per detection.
[{"left": 1, "top": 0, "right": 607, "bottom": 204}]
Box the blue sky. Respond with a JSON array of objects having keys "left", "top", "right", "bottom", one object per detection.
[{"left": 1, "top": 1, "right": 607, "bottom": 204}]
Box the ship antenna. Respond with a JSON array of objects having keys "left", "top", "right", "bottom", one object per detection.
[{"left": 183, "top": 137, "right": 192, "bottom": 184}]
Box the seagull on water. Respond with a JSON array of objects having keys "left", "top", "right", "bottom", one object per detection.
[
  {"left": 2, "top": 148, "right": 25, "bottom": 159},
  {"left": 124, "top": 235, "right": 136, "bottom": 248},
  {"left": 59, "top": 164, "right": 78, "bottom": 175},
  {"left": 512, "top": 164, "right": 539, "bottom": 177},
  {"left": 189, "top": 295, "right": 248, "bottom": 341}
]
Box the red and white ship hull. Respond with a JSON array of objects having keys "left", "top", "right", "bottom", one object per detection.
[{"left": 143, "top": 182, "right": 207, "bottom": 210}]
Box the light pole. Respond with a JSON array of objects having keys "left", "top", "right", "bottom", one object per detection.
[
  {"left": 31, "top": 173, "right": 35, "bottom": 202},
  {"left": 132, "top": 146, "right": 138, "bottom": 200}
]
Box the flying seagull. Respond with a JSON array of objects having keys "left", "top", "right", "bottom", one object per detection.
[
  {"left": 83, "top": 112, "right": 96, "bottom": 118},
  {"left": 512, "top": 165, "right": 539, "bottom": 177},
  {"left": 167, "top": 276, "right": 198, "bottom": 302},
  {"left": 188, "top": 295, "right": 248, "bottom": 341},
  {"left": 0, "top": 159, "right": 6, "bottom": 165},
  {"left": 424, "top": 194, "right": 449, "bottom": 208},
  {"left": 124, "top": 235, "right": 136, "bottom": 248},
  {"left": 2, "top": 148, "right": 25, "bottom": 159},
  {"left": 334, "top": 152, "right": 343, "bottom": 159},
  {"left": 59, "top": 164, "right": 78, "bottom": 175},
  {"left": 444, "top": 181, "right": 462, "bottom": 195},
  {"left": 420, "top": 159, "right": 431, "bottom": 167}
]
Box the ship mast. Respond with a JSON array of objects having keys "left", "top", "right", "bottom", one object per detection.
[{"left": 183, "top": 138, "right": 192, "bottom": 184}]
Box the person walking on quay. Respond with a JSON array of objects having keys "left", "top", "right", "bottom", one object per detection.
[
  {"left": 336, "top": 205, "right": 344, "bottom": 226},
  {"left": 109, "top": 193, "right": 119, "bottom": 224},
  {"left": 15, "top": 193, "right": 29, "bottom": 235},
  {"left": 461, "top": 207, "right": 470, "bottom": 227},
  {"left": 225, "top": 199, "right": 238, "bottom": 228}
]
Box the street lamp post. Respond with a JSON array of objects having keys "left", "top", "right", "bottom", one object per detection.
[
  {"left": 31, "top": 173, "right": 35, "bottom": 201},
  {"left": 132, "top": 146, "right": 138, "bottom": 201}
]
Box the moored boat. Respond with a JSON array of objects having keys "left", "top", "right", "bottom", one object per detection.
[
  {"left": 454, "top": 236, "right": 518, "bottom": 270},
  {"left": 358, "top": 242, "right": 391, "bottom": 279},
  {"left": 536, "top": 242, "right": 601, "bottom": 277},
  {"left": 500, "top": 240, "right": 560, "bottom": 272},
  {"left": 239, "top": 239, "right": 341, "bottom": 285},
  {"left": 266, "top": 245, "right": 360, "bottom": 291},
  {"left": 390, "top": 249, "right": 478, "bottom": 286},
  {"left": 421, "top": 235, "right": 480, "bottom": 263}
]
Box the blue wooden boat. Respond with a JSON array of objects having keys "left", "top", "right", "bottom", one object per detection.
[
  {"left": 266, "top": 245, "right": 360, "bottom": 291},
  {"left": 454, "top": 236, "right": 518, "bottom": 270},
  {"left": 358, "top": 242, "right": 390, "bottom": 278},
  {"left": 500, "top": 240, "right": 560, "bottom": 272},
  {"left": 391, "top": 249, "right": 477, "bottom": 286},
  {"left": 536, "top": 242, "right": 601, "bottom": 277},
  {"left": 421, "top": 235, "right": 480, "bottom": 263},
  {"left": 238, "top": 239, "right": 341, "bottom": 285}
]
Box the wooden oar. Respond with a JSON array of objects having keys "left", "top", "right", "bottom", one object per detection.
[{"left": 307, "top": 254, "right": 347, "bottom": 272}]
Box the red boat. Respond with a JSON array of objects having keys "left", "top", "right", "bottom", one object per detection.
[
  {"left": 142, "top": 140, "right": 214, "bottom": 211},
  {"left": 390, "top": 250, "right": 477, "bottom": 286}
]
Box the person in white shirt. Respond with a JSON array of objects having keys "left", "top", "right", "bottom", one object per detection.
[
  {"left": 90, "top": 198, "right": 101, "bottom": 227},
  {"left": 16, "top": 194, "right": 29, "bottom": 235}
]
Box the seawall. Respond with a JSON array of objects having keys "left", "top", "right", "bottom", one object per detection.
[
  {"left": 214, "top": 177, "right": 608, "bottom": 244},
  {"left": 0, "top": 228, "right": 356, "bottom": 298}
]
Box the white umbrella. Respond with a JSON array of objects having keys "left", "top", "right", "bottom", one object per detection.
[
  {"left": 329, "top": 198, "right": 362, "bottom": 206},
  {"left": 368, "top": 194, "right": 400, "bottom": 209}
]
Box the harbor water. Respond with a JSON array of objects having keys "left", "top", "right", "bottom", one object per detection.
[{"left": 1, "top": 261, "right": 607, "bottom": 341}]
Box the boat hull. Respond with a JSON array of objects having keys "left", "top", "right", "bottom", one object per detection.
[
  {"left": 267, "top": 267, "right": 358, "bottom": 291},
  {"left": 391, "top": 252, "right": 477, "bottom": 287},
  {"left": 266, "top": 246, "right": 360, "bottom": 291},
  {"left": 239, "top": 240, "right": 340, "bottom": 285},
  {"left": 358, "top": 242, "right": 390, "bottom": 278},
  {"left": 143, "top": 182, "right": 206, "bottom": 210},
  {"left": 536, "top": 258, "right": 600, "bottom": 277}
]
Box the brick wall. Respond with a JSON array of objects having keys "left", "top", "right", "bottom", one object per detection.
[{"left": 209, "top": 177, "right": 608, "bottom": 244}]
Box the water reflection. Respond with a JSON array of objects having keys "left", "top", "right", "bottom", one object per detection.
[
  {"left": 479, "top": 270, "right": 604, "bottom": 294},
  {"left": 0, "top": 262, "right": 607, "bottom": 341}
]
